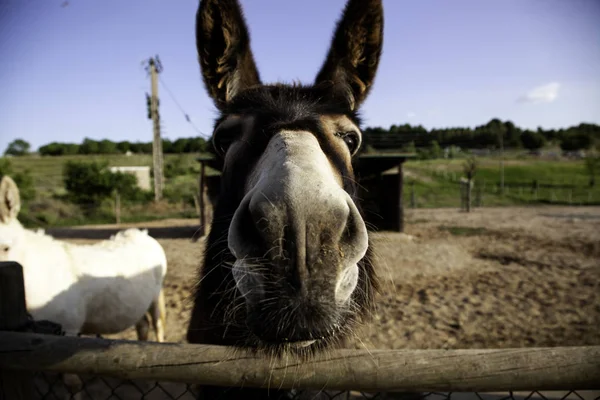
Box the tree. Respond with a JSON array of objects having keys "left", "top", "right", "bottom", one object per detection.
[
  {"left": 184, "top": 137, "right": 207, "bottom": 153},
  {"left": 97, "top": 139, "right": 118, "bottom": 154},
  {"left": 162, "top": 139, "right": 173, "bottom": 154},
  {"left": 521, "top": 130, "right": 546, "bottom": 151},
  {"left": 403, "top": 141, "right": 416, "bottom": 154},
  {"left": 171, "top": 138, "right": 188, "bottom": 153},
  {"left": 4, "top": 139, "right": 31, "bottom": 156},
  {"left": 560, "top": 132, "right": 592, "bottom": 151},
  {"left": 79, "top": 138, "right": 100, "bottom": 155},
  {"left": 116, "top": 141, "right": 132, "bottom": 153},
  {"left": 428, "top": 140, "right": 442, "bottom": 159},
  {"left": 503, "top": 120, "right": 522, "bottom": 148},
  {"left": 39, "top": 142, "right": 79, "bottom": 156}
]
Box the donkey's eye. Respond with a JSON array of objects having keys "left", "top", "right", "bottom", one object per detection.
[
  {"left": 1, "top": 245, "right": 9, "bottom": 253},
  {"left": 212, "top": 124, "right": 242, "bottom": 157},
  {"left": 212, "top": 133, "right": 235, "bottom": 157},
  {"left": 340, "top": 132, "right": 360, "bottom": 155}
]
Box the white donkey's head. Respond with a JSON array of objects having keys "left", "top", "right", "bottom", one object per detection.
[{"left": 0, "top": 176, "right": 24, "bottom": 263}]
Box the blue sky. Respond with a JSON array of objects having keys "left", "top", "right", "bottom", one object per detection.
[{"left": 1, "top": 0, "right": 599, "bottom": 152}]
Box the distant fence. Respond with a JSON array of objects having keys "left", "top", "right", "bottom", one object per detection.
[
  {"left": 1, "top": 262, "right": 599, "bottom": 399},
  {"left": 405, "top": 172, "right": 600, "bottom": 210}
]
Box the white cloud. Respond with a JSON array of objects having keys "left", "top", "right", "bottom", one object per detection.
[
  {"left": 518, "top": 82, "right": 560, "bottom": 104},
  {"left": 407, "top": 111, "right": 416, "bottom": 118}
]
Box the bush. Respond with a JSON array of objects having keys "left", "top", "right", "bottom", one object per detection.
[
  {"left": 63, "top": 161, "right": 149, "bottom": 208},
  {"left": 163, "top": 176, "right": 197, "bottom": 205},
  {"left": 164, "top": 157, "right": 192, "bottom": 178}
]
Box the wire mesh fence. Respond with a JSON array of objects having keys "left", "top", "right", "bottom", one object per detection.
[{"left": 30, "top": 372, "right": 600, "bottom": 400}]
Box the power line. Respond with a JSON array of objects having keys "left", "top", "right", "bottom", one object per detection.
[{"left": 158, "top": 75, "right": 209, "bottom": 139}]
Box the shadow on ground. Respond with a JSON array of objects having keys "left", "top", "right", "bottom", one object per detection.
[{"left": 45, "top": 225, "right": 202, "bottom": 240}]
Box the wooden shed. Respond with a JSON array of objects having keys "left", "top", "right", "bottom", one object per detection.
[{"left": 196, "top": 152, "right": 416, "bottom": 236}]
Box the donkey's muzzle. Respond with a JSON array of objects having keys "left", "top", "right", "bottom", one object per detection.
[{"left": 228, "top": 184, "right": 368, "bottom": 307}]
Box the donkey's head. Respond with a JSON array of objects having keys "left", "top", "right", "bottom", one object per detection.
[
  {"left": 193, "top": 0, "right": 383, "bottom": 352},
  {"left": 0, "top": 176, "right": 24, "bottom": 263}
]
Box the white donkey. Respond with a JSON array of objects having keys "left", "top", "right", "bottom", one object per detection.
[{"left": 0, "top": 175, "right": 167, "bottom": 342}]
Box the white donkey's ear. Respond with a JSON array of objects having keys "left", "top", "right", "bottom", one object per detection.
[{"left": 0, "top": 176, "right": 21, "bottom": 223}]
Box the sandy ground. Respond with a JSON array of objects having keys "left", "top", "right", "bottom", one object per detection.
[
  {"left": 64, "top": 206, "right": 600, "bottom": 350},
  {"left": 38, "top": 206, "right": 600, "bottom": 399}
]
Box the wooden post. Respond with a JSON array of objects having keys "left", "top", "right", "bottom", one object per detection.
[
  {"left": 462, "top": 182, "right": 465, "bottom": 210},
  {"left": 568, "top": 189, "right": 572, "bottom": 205},
  {"left": 198, "top": 161, "right": 206, "bottom": 237},
  {"left": 466, "top": 180, "right": 473, "bottom": 212},
  {"left": 0, "top": 262, "right": 33, "bottom": 399},
  {"left": 149, "top": 57, "right": 164, "bottom": 201},
  {"left": 114, "top": 192, "right": 121, "bottom": 225},
  {"left": 193, "top": 194, "right": 200, "bottom": 217},
  {"left": 397, "top": 160, "right": 405, "bottom": 233}
]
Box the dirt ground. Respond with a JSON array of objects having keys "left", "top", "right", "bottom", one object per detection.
[
  {"left": 66, "top": 206, "right": 600, "bottom": 351},
  {"left": 37, "top": 206, "right": 599, "bottom": 399}
]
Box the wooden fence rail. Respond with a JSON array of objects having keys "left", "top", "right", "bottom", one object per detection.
[
  {"left": 1, "top": 261, "right": 600, "bottom": 397},
  {"left": 1, "top": 332, "right": 600, "bottom": 392}
]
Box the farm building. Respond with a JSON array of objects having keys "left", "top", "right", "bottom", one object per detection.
[
  {"left": 196, "top": 153, "right": 416, "bottom": 234},
  {"left": 109, "top": 166, "right": 152, "bottom": 190}
]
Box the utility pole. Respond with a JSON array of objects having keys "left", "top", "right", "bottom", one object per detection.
[
  {"left": 145, "top": 56, "right": 164, "bottom": 201},
  {"left": 499, "top": 132, "right": 504, "bottom": 196}
]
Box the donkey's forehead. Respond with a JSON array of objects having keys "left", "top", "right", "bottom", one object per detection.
[
  {"left": 219, "top": 114, "right": 361, "bottom": 142},
  {"left": 219, "top": 84, "right": 360, "bottom": 123}
]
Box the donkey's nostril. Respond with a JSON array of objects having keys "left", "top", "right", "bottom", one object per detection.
[
  {"left": 335, "top": 264, "right": 359, "bottom": 304},
  {"left": 228, "top": 196, "right": 266, "bottom": 260}
]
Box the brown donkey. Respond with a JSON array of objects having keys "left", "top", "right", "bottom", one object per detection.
[{"left": 187, "top": 0, "right": 384, "bottom": 398}]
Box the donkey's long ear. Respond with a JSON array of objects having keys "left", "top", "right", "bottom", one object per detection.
[
  {"left": 315, "top": 0, "right": 384, "bottom": 111},
  {"left": 196, "top": 0, "right": 261, "bottom": 110},
  {"left": 0, "top": 176, "right": 21, "bottom": 223}
]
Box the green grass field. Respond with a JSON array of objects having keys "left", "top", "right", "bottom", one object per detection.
[
  {"left": 3, "top": 153, "right": 599, "bottom": 227},
  {"left": 7, "top": 153, "right": 215, "bottom": 196},
  {"left": 403, "top": 156, "right": 599, "bottom": 207}
]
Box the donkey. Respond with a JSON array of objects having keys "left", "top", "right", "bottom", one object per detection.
[
  {"left": 0, "top": 175, "right": 167, "bottom": 342},
  {"left": 187, "top": 0, "right": 383, "bottom": 397}
]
